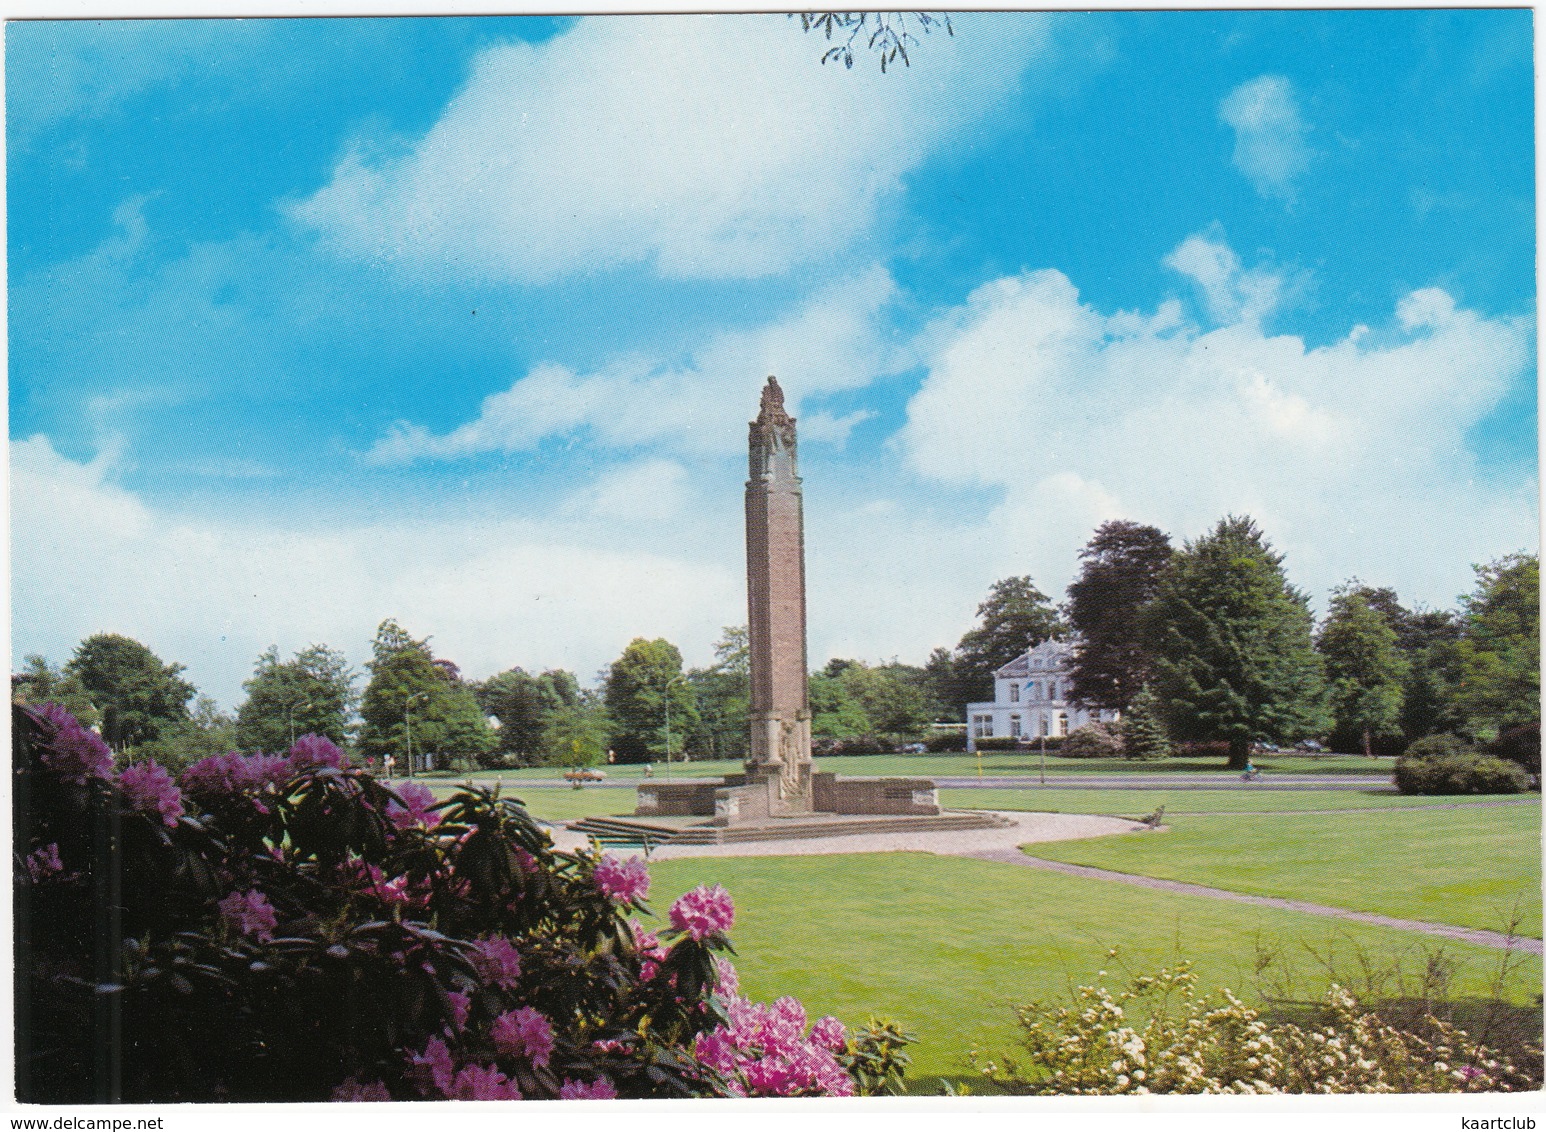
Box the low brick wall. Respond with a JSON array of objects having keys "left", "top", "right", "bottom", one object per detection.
[
  {"left": 812, "top": 774, "right": 940, "bottom": 816},
  {"left": 634, "top": 782, "right": 718, "bottom": 817}
]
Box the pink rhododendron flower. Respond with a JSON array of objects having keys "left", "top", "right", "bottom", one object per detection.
[
  {"left": 331, "top": 1077, "right": 391, "bottom": 1101},
  {"left": 668, "top": 884, "right": 734, "bottom": 940},
  {"left": 181, "top": 752, "right": 291, "bottom": 798},
  {"left": 593, "top": 854, "right": 650, "bottom": 904},
  {"left": 445, "top": 991, "right": 471, "bottom": 1032},
  {"left": 119, "top": 761, "right": 185, "bottom": 826},
  {"left": 513, "top": 847, "right": 540, "bottom": 874},
  {"left": 407, "top": 1037, "right": 455, "bottom": 1096},
  {"left": 39, "top": 711, "right": 115, "bottom": 785},
  {"left": 218, "top": 889, "right": 278, "bottom": 942},
  {"left": 809, "top": 1015, "right": 848, "bottom": 1053},
  {"left": 491, "top": 1006, "right": 554, "bottom": 1067},
  {"left": 287, "top": 733, "right": 347, "bottom": 771},
  {"left": 559, "top": 1077, "right": 617, "bottom": 1100},
  {"left": 471, "top": 936, "right": 523, "bottom": 989},
  {"left": 385, "top": 781, "right": 439, "bottom": 830},
  {"left": 445, "top": 1064, "right": 522, "bottom": 1101},
  {"left": 714, "top": 956, "right": 739, "bottom": 996},
  {"left": 24, "top": 843, "right": 64, "bottom": 882}
]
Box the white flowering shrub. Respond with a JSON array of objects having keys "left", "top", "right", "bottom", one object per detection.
[{"left": 970, "top": 960, "right": 1540, "bottom": 1094}]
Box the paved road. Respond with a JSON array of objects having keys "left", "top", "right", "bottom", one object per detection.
[{"left": 966, "top": 848, "right": 1542, "bottom": 955}]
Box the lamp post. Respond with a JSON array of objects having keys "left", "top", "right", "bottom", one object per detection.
[
  {"left": 663, "top": 673, "right": 687, "bottom": 781},
  {"left": 405, "top": 690, "right": 428, "bottom": 780},
  {"left": 287, "top": 697, "right": 312, "bottom": 747}
]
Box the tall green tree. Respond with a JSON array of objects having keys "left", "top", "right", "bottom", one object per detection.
[
  {"left": 1143, "top": 516, "right": 1329, "bottom": 768},
  {"left": 1066, "top": 520, "right": 1173, "bottom": 711},
  {"left": 1120, "top": 685, "right": 1172, "bottom": 762},
  {"left": 953, "top": 576, "right": 1066, "bottom": 705},
  {"left": 474, "top": 667, "right": 582, "bottom": 764},
  {"left": 235, "top": 644, "right": 358, "bottom": 752},
  {"left": 686, "top": 626, "right": 751, "bottom": 762},
  {"left": 358, "top": 620, "right": 496, "bottom": 771},
  {"left": 65, "top": 634, "right": 195, "bottom": 751},
  {"left": 132, "top": 695, "right": 239, "bottom": 772},
  {"left": 13, "top": 654, "right": 101, "bottom": 729},
  {"left": 604, "top": 638, "right": 698, "bottom": 763},
  {"left": 539, "top": 695, "right": 613, "bottom": 768},
  {"left": 1317, "top": 584, "right": 1409, "bottom": 757},
  {"left": 1451, "top": 553, "right": 1540, "bottom": 741}
]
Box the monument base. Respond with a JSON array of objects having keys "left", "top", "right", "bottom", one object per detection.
[
  {"left": 572, "top": 806, "right": 1011, "bottom": 847},
  {"left": 633, "top": 771, "right": 943, "bottom": 826}
]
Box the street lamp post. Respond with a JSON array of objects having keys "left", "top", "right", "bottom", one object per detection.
[
  {"left": 405, "top": 691, "right": 428, "bottom": 780},
  {"left": 663, "top": 673, "right": 687, "bottom": 781}
]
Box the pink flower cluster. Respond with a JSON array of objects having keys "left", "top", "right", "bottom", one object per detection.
[
  {"left": 36, "top": 706, "right": 114, "bottom": 784},
  {"left": 24, "top": 843, "right": 64, "bottom": 883},
  {"left": 559, "top": 1077, "right": 617, "bottom": 1100},
  {"left": 181, "top": 751, "right": 292, "bottom": 798},
  {"left": 693, "top": 995, "right": 854, "bottom": 1098},
  {"left": 713, "top": 956, "right": 739, "bottom": 996},
  {"left": 331, "top": 1077, "right": 391, "bottom": 1101},
  {"left": 404, "top": 1037, "right": 524, "bottom": 1101},
  {"left": 286, "top": 734, "right": 347, "bottom": 771},
  {"left": 385, "top": 781, "right": 440, "bottom": 830},
  {"left": 668, "top": 884, "right": 734, "bottom": 940},
  {"left": 471, "top": 936, "right": 523, "bottom": 990},
  {"left": 593, "top": 854, "right": 650, "bottom": 905},
  {"left": 219, "top": 889, "right": 278, "bottom": 942},
  {"left": 491, "top": 1006, "right": 554, "bottom": 1067},
  {"left": 119, "top": 761, "right": 185, "bottom": 826},
  {"left": 631, "top": 921, "right": 668, "bottom": 981}
]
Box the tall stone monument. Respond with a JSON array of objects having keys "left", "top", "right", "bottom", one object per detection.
[
  {"left": 616, "top": 376, "right": 1008, "bottom": 840},
  {"left": 742, "top": 377, "right": 813, "bottom": 813}
]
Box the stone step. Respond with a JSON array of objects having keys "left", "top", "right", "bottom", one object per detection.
[{"left": 569, "top": 808, "right": 1011, "bottom": 847}]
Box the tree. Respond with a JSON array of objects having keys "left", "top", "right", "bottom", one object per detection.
[
  {"left": 809, "top": 668, "right": 873, "bottom": 741},
  {"left": 131, "top": 694, "right": 238, "bottom": 772},
  {"left": 539, "top": 697, "right": 613, "bottom": 768},
  {"left": 1143, "top": 516, "right": 1329, "bottom": 768},
  {"left": 921, "top": 646, "right": 972, "bottom": 722},
  {"left": 358, "top": 620, "right": 496, "bottom": 771},
  {"left": 798, "top": 12, "right": 952, "bottom": 72},
  {"left": 474, "top": 668, "right": 582, "bottom": 764},
  {"left": 1338, "top": 584, "right": 1464, "bottom": 747},
  {"left": 685, "top": 627, "right": 751, "bottom": 762},
  {"left": 1065, "top": 520, "right": 1174, "bottom": 711},
  {"left": 604, "top": 638, "right": 698, "bottom": 763},
  {"left": 1120, "top": 685, "right": 1172, "bottom": 762},
  {"left": 13, "top": 654, "right": 100, "bottom": 729},
  {"left": 235, "top": 644, "right": 358, "bottom": 753},
  {"left": 65, "top": 634, "right": 194, "bottom": 751},
  {"left": 953, "top": 577, "right": 1066, "bottom": 706},
  {"left": 1317, "top": 584, "right": 1409, "bottom": 757},
  {"left": 1451, "top": 553, "right": 1540, "bottom": 741}
]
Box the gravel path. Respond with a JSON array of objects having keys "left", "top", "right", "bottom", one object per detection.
[{"left": 970, "top": 850, "right": 1542, "bottom": 955}]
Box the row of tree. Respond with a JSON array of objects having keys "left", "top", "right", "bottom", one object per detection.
[{"left": 16, "top": 519, "right": 1536, "bottom": 770}]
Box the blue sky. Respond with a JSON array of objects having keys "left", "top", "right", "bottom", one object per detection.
[{"left": 10, "top": 11, "right": 1537, "bottom": 713}]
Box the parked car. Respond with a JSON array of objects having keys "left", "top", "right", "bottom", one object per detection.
[
  {"left": 1253, "top": 742, "right": 1281, "bottom": 753},
  {"left": 563, "top": 768, "right": 607, "bottom": 783},
  {"left": 899, "top": 742, "right": 927, "bottom": 754},
  {"left": 1294, "top": 739, "right": 1325, "bottom": 753}
]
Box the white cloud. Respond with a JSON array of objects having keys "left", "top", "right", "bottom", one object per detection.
[
  {"left": 1164, "top": 230, "right": 1285, "bottom": 326},
  {"left": 1219, "top": 74, "right": 1311, "bottom": 202},
  {"left": 365, "top": 266, "right": 908, "bottom": 463},
  {"left": 291, "top": 14, "right": 1048, "bottom": 283},
  {"left": 10, "top": 436, "right": 742, "bottom": 712},
  {"left": 899, "top": 232, "right": 1536, "bottom": 615}
]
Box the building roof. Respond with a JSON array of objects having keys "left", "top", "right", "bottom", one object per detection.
[{"left": 993, "top": 638, "right": 1073, "bottom": 679}]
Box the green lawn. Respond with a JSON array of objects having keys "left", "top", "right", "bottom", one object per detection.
[
  {"left": 943, "top": 787, "right": 1531, "bottom": 816},
  {"left": 1023, "top": 805, "right": 1543, "bottom": 938},
  {"left": 644, "top": 853, "right": 1542, "bottom": 1089}
]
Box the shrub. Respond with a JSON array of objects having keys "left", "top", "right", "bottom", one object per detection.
[
  {"left": 1121, "top": 686, "right": 1172, "bottom": 761},
  {"left": 1489, "top": 723, "right": 1541, "bottom": 777},
  {"left": 1060, "top": 724, "right": 1123, "bottom": 760},
  {"left": 1176, "top": 740, "right": 1231, "bottom": 761},
  {"left": 925, "top": 730, "right": 967, "bottom": 753},
  {"left": 1395, "top": 751, "right": 1530, "bottom": 796},
  {"left": 14, "top": 703, "right": 891, "bottom": 1103},
  {"left": 1404, "top": 733, "right": 1477, "bottom": 761},
  {"left": 969, "top": 960, "right": 1540, "bottom": 1094}
]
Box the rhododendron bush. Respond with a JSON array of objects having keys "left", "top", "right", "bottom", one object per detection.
[{"left": 14, "top": 704, "right": 898, "bottom": 1103}]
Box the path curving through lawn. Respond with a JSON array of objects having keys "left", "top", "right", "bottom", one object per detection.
[{"left": 963, "top": 848, "right": 1542, "bottom": 955}]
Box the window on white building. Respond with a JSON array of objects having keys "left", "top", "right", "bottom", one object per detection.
[
  {"left": 973, "top": 715, "right": 994, "bottom": 739},
  {"left": 1040, "top": 716, "right": 1051, "bottom": 737},
  {"left": 1009, "top": 683, "right": 1020, "bottom": 703},
  {"left": 1058, "top": 713, "right": 1069, "bottom": 736},
  {"left": 1010, "top": 715, "right": 1022, "bottom": 738}
]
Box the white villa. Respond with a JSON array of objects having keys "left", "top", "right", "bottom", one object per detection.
[{"left": 966, "top": 639, "right": 1118, "bottom": 743}]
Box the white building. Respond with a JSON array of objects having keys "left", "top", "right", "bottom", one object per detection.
[{"left": 966, "top": 639, "right": 1118, "bottom": 743}]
